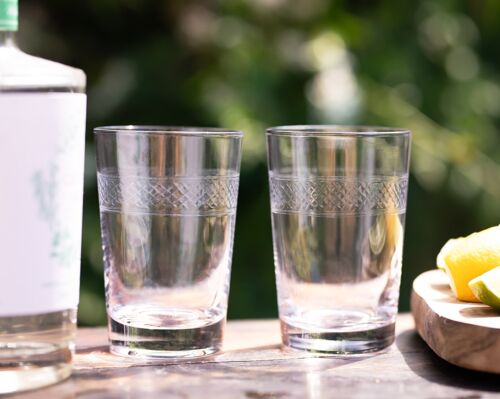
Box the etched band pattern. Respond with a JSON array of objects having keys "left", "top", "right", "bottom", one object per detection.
[
  {"left": 98, "top": 173, "right": 239, "bottom": 215},
  {"left": 269, "top": 176, "right": 408, "bottom": 215}
]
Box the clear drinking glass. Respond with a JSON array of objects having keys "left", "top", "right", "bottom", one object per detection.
[
  {"left": 267, "top": 126, "right": 411, "bottom": 354},
  {"left": 95, "top": 126, "right": 242, "bottom": 358}
]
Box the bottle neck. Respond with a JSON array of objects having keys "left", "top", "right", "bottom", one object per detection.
[{"left": 0, "top": 30, "right": 17, "bottom": 48}]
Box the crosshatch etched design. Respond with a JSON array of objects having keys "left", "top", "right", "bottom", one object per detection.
[
  {"left": 269, "top": 175, "right": 408, "bottom": 215},
  {"left": 97, "top": 173, "right": 239, "bottom": 215}
]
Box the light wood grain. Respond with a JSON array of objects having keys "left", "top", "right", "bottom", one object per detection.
[
  {"left": 8, "top": 315, "right": 500, "bottom": 398},
  {"left": 412, "top": 270, "right": 500, "bottom": 374}
]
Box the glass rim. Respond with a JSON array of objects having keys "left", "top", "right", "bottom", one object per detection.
[
  {"left": 266, "top": 125, "right": 411, "bottom": 137},
  {"left": 94, "top": 125, "right": 243, "bottom": 138}
]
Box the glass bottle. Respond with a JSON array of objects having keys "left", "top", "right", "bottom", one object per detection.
[{"left": 0, "top": 0, "right": 86, "bottom": 393}]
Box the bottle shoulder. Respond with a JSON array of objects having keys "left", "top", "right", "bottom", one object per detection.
[{"left": 0, "top": 47, "right": 86, "bottom": 91}]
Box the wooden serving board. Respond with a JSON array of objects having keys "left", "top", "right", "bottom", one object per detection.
[{"left": 411, "top": 270, "right": 500, "bottom": 374}]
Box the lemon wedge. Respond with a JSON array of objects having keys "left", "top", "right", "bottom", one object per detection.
[
  {"left": 468, "top": 266, "right": 500, "bottom": 310},
  {"left": 437, "top": 225, "right": 500, "bottom": 302},
  {"left": 436, "top": 238, "right": 461, "bottom": 272}
]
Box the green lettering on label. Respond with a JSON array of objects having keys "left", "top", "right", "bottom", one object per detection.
[{"left": 0, "top": 0, "right": 18, "bottom": 31}]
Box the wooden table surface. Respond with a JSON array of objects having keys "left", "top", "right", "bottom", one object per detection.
[{"left": 9, "top": 314, "right": 500, "bottom": 399}]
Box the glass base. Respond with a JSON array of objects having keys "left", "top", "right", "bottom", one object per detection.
[
  {"left": 0, "top": 342, "right": 72, "bottom": 394},
  {"left": 0, "top": 309, "right": 75, "bottom": 394},
  {"left": 108, "top": 316, "right": 224, "bottom": 359},
  {"left": 281, "top": 320, "right": 395, "bottom": 354}
]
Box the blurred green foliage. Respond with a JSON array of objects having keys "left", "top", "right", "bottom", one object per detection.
[{"left": 18, "top": 0, "right": 500, "bottom": 325}]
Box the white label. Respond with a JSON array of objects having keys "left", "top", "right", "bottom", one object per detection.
[{"left": 0, "top": 93, "right": 86, "bottom": 316}]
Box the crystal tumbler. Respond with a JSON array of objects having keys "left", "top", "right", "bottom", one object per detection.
[
  {"left": 95, "top": 126, "right": 242, "bottom": 358},
  {"left": 266, "top": 126, "right": 411, "bottom": 354}
]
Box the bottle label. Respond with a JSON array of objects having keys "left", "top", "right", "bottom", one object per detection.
[
  {"left": 0, "top": 0, "right": 17, "bottom": 31},
  {"left": 0, "top": 93, "right": 86, "bottom": 316}
]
